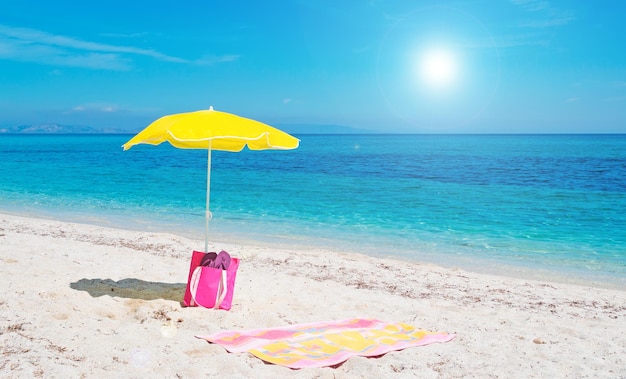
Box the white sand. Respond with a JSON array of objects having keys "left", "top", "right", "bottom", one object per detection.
[{"left": 1, "top": 213, "right": 625, "bottom": 378}]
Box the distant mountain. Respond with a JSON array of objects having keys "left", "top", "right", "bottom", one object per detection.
[
  {"left": 0, "top": 122, "right": 377, "bottom": 135},
  {"left": 0, "top": 123, "right": 124, "bottom": 134},
  {"left": 276, "top": 123, "right": 377, "bottom": 134}
]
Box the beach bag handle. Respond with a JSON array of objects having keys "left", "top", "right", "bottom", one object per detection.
[{"left": 189, "top": 266, "right": 228, "bottom": 309}]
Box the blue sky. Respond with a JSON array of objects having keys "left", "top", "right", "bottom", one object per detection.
[{"left": 1, "top": 0, "right": 624, "bottom": 133}]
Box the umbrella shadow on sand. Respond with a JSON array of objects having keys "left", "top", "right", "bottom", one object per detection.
[{"left": 70, "top": 278, "right": 186, "bottom": 302}]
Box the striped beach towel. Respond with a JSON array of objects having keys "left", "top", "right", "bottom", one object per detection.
[{"left": 196, "top": 318, "right": 455, "bottom": 369}]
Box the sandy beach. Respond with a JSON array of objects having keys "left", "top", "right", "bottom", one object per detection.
[{"left": 1, "top": 213, "right": 625, "bottom": 378}]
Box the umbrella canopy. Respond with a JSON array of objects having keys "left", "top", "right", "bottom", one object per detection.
[
  {"left": 122, "top": 106, "right": 300, "bottom": 252},
  {"left": 122, "top": 106, "right": 299, "bottom": 151}
]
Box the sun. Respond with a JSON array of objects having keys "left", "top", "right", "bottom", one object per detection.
[{"left": 419, "top": 49, "right": 457, "bottom": 88}]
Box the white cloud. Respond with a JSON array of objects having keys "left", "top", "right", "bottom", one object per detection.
[
  {"left": 98, "top": 32, "right": 149, "bottom": 39},
  {"left": 474, "top": 33, "right": 549, "bottom": 48},
  {"left": 0, "top": 24, "right": 238, "bottom": 70},
  {"left": 519, "top": 15, "right": 575, "bottom": 28},
  {"left": 511, "top": 0, "right": 550, "bottom": 12},
  {"left": 69, "top": 103, "right": 118, "bottom": 113},
  {"left": 194, "top": 54, "right": 240, "bottom": 65},
  {"left": 496, "top": 1, "right": 575, "bottom": 51},
  {"left": 510, "top": 0, "right": 575, "bottom": 28}
]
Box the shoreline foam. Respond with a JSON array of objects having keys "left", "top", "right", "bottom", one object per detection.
[{"left": 3, "top": 207, "right": 624, "bottom": 291}]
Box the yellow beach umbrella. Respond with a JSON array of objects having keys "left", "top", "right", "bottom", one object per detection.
[{"left": 123, "top": 106, "right": 300, "bottom": 252}]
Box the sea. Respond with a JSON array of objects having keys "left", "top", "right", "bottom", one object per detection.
[{"left": 1, "top": 134, "right": 625, "bottom": 288}]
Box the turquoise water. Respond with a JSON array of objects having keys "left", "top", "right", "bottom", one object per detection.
[{"left": 1, "top": 134, "right": 625, "bottom": 286}]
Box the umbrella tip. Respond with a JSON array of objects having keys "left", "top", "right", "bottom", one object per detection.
[{"left": 209, "top": 105, "right": 214, "bottom": 111}]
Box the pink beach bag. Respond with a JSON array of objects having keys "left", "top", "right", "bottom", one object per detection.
[{"left": 183, "top": 250, "right": 239, "bottom": 310}]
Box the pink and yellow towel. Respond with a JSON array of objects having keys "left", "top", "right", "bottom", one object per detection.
[{"left": 196, "top": 318, "right": 455, "bottom": 369}]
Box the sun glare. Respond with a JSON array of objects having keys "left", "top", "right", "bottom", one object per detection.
[{"left": 419, "top": 49, "right": 457, "bottom": 88}]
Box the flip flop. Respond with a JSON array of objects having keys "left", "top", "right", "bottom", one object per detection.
[
  {"left": 212, "top": 250, "right": 232, "bottom": 270},
  {"left": 200, "top": 252, "right": 218, "bottom": 267}
]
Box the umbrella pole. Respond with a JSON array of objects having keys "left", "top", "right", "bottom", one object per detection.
[{"left": 205, "top": 141, "right": 212, "bottom": 253}]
